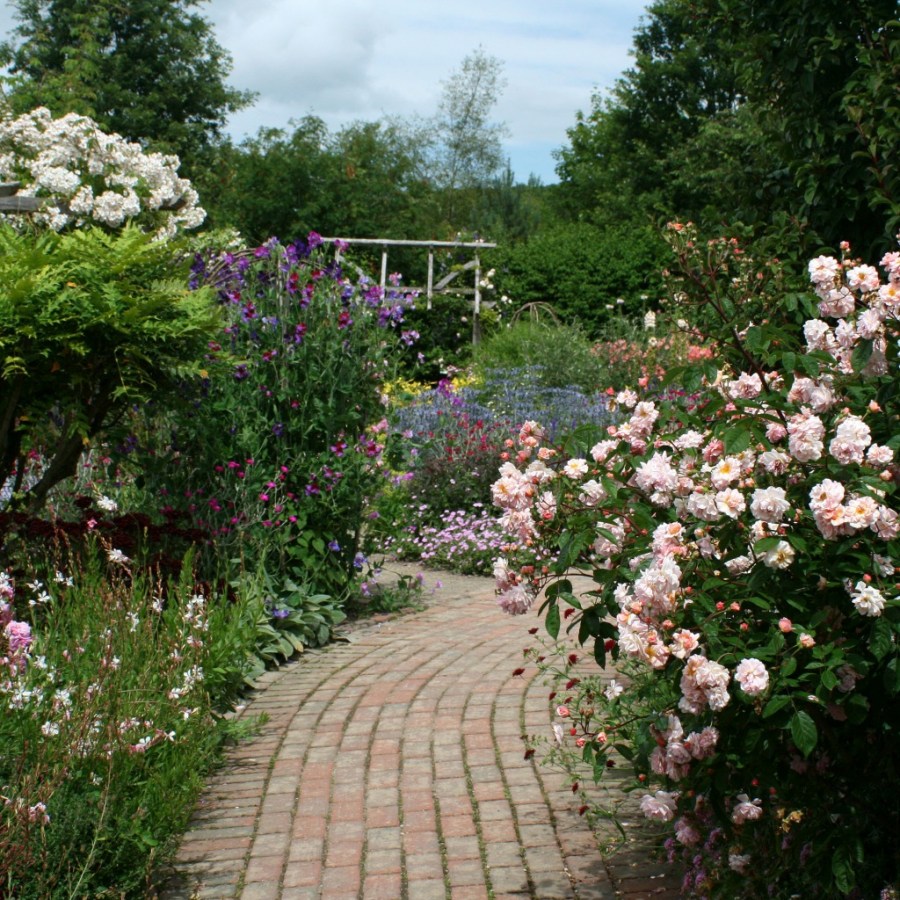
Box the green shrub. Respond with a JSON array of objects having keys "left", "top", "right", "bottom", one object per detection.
[
  {"left": 489, "top": 221, "right": 667, "bottom": 333},
  {"left": 472, "top": 320, "right": 605, "bottom": 391},
  {"left": 399, "top": 292, "right": 499, "bottom": 382},
  {"left": 0, "top": 224, "right": 220, "bottom": 513}
]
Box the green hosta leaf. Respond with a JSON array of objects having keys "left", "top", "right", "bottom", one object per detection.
[{"left": 790, "top": 710, "right": 818, "bottom": 757}]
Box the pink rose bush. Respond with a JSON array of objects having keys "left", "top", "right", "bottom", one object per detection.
[{"left": 494, "top": 224, "right": 899, "bottom": 897}]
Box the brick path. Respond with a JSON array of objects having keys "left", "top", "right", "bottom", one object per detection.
[{"left": 159, "top": 566, "right": 679, "bottom": 900}]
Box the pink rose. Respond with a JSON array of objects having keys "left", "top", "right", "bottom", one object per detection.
[
  {"left": 734, "top": 658, "right": 769, "bottom": 696},
  {"left": 4, "top": 620, "right": 32, "bottom": 654}
]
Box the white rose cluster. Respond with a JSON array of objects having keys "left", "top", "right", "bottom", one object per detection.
[{"left": 0, "top": 106, "right": 205, "bottom": 238}]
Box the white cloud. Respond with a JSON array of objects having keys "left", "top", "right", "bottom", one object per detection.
[{"left": 0, "top": 0, "right": 650, "bottom": 181}]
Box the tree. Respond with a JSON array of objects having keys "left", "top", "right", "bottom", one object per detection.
[
  {"left": 554, "top": 0, "right": 750, "bottom": 229},
  {"left": 0, "top": 0, "right": 254, "bottom": 178},
  {"left": 467, "top": 164, "right": 547, "bottom": 242},
  {"left": 200, "top": 116, "right": 444, "bottom": 260},
  {"left": 318, "top": 118, "right": 440, "bottom": 241},
  {"left": 200, "top": 117, "right": 330, "bottom": 241},
  {"left": 430, "top": 46, "right": 509, "bottom": 225},
  {"left": 555, "top": 0, "right": 900, "bottom": 256},
  {"left": 714, "top": 0, "right": 900, "bottom": 255}
]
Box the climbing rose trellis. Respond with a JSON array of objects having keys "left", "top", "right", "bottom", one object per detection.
[
  {"left": 492, "top": 224, "right": 900, "bottom": 897},
  {"left": 0, "top": 107, "right": 204, "bottom": 237}
]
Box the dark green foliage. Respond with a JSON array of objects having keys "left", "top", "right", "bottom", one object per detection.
[
  {"left": 718, "top": 0, "right": 900, "bottom": 254},
  {"left": 555, "top": 0, "right": 900, "bottom": 258},
  {"left": 490, "top": 221, "right": 667, "bottom": 332},
  {"left": 201, "top": 116, "right": 443, "bottom": 259},
  {"left": 400, "top": 293, "right": 499, "bottom": 382},
  {"left": 554, "top": 0, "right": 746, "bottom": 229}
]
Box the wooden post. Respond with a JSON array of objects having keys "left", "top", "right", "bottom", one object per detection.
[
  {"left": 473, "top": 253, "right": 481, "bottom": 345},
  {"left": 427, "top": 249, "right": 434, "bottom": 310},
  {"left": 0, "top": 182, "right": 42, "bottom": 213},
  {"left": 380, "top": 246, "right": 388, "bottom": 290}
]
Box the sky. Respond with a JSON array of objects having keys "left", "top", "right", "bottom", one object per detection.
[{"left": 0, "top": 0, "right": 651, "bottom": 184}]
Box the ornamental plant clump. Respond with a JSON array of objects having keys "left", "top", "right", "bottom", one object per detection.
[
  {"left": 0, "top": 549, "right": 256, "bottom": 895},
  {"left": 492, "top": 223, "right": 900, "bottom": 897},
  {"left": 0, "top": 106, "right": 205, "bottom": 237},
  {"left": 385, "top": 503, "right": 507, "bottom": 576},
  {"left": 124, "top": 234, "right": 418, "bottom": 603}
]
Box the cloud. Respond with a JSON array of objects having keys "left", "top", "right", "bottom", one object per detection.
[{"left": 0, "top": 0, "right": 650, "bottom": 181}]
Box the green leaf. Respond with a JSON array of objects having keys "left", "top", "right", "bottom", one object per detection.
[
  {"left": 851, "top": 339, "right": 874, "bottom": 373},
  {"left": 723, "top": 423, "right": 752, "bottom": 454},
  {"left": 762, "top": 695, "right": 791, "bottom": 718},
  {"left": 832, "top": 845, "right": 856, "bottom": 894},
  {"left": 753, "top": 536, "right": 783, "bottom": 553},
  {"left": 546, "top": 580, "right": 573, "bottom": 601},
  {"left": 884, "top": 657, "right": 900, "bottom": 695},
  {"left": 578, "top": 607, "right": 601, "bottom": 643},
  {"left": 593, "top": 635, "right": 607, "bottom": 668},
  {"left": 869, "top": 618, "right": 892, "bottom": 661},
  {"left": 790, "top": 710, "right": 818, "bottom": 757},
  {"left": 546, "top": 604, "right": 561, "bottom": 640}
]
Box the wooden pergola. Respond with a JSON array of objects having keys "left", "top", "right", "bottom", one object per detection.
[{"left": 322, "top": 237, "right": 497, "bottom": 343}]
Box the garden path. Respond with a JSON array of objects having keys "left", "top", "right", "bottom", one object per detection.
[{"left": 159, "top": 565, "right": 679, "bottom": 900}]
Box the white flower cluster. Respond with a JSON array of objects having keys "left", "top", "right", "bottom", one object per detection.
[{"left": 0, "top": 107, "right": 205, "bottom": 238}]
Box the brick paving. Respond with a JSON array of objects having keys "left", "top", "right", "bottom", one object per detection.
[{"left": 159, "top": 566, "right": 679, "bottom": 899}]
